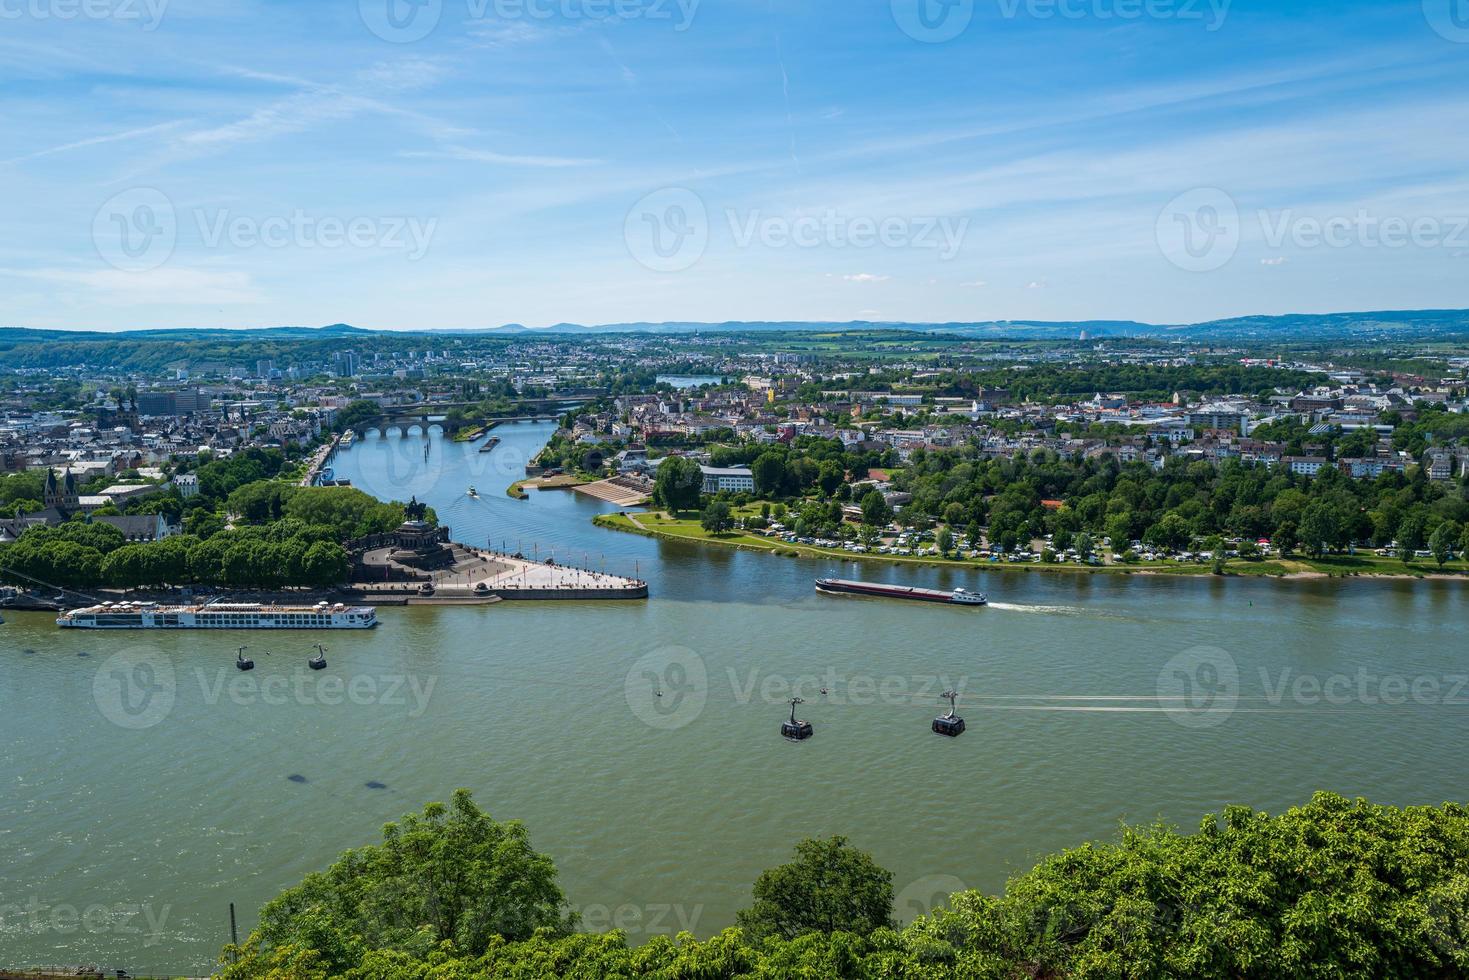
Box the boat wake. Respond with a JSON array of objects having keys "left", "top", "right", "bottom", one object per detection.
[{"left": 986, "top": 601, "right": 1125, "bottom": 619}]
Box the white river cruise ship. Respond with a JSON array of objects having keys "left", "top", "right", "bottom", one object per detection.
[{"left": 57, "top": 600, "right": 378, "bottom": 630}]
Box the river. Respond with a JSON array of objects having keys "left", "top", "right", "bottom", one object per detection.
[{"left": 3, "top": 420, "right": 1467, "bottom": 972}]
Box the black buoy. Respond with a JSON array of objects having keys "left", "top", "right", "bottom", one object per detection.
[
  {"left": 781, "top": 696, "right": 814, "bottom": 741},
  {"left": 932, "top": 689, "right": 965, "bottom": 737},
  {"left": 309, "top": 644, "right": 327, "bottom": 671},
  {"left": 236, "top": 646, "right": 255, "bottom": 672}
]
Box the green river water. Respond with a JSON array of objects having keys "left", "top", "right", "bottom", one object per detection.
[{"left": 2, "top": 420, "right": 1467, "bottom": 972}]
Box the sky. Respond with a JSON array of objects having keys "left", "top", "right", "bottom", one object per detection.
[{"left": 2, "top": 0, "right": 1468, "bottom": 331}]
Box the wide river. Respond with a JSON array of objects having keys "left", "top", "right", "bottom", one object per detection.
[{"left": 3, "top": 420, "right": 1468, "bottom": 972}]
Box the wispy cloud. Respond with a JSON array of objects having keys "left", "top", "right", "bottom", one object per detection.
[
  {"left": 400, "top": 146, "right": 599, "bottom": 168},
  {"left": 1, "top": 121, "right": 189, "bottom": 166}
]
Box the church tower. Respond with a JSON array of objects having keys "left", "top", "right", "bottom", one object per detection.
[{"left": 44, "top": 468, "right": 78, "bottom": 511}]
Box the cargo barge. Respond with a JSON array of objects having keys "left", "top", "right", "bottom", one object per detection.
[{"left": 815, "top": 578, "right": 986, "bottom": 606}]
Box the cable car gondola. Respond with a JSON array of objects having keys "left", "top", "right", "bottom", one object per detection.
[
  {"left": 308, "top": 644, "right": 327, "bottom": 671},
  {"left": 781, "top": 697, "right": 814, "bottom": 741},
  {"left": 236, "top": 646, "right": 255, "bottom": 672},
  {"left": 932, "top": 689, "right": 965, "bottom": 737}
]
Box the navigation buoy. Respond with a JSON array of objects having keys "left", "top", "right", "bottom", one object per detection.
[
  {"left": 236, "top": 646, "right": 255, "bottom": 672},
  {"left": 781, "top": 697, "right": 814, "bottom": 741},
  {"left": 309, "top": 644, "right": 327, "bottom": 671},
  {"left": 932, "top": 689, "right": 965, "bottom": 737}
]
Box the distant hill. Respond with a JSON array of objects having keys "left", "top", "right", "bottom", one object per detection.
[
  {"left": 4, "top": 310, "right": 1468, "bottom": 343},
  {"left": 387, "top": 310, "right": 1469, "bottom": 340}
]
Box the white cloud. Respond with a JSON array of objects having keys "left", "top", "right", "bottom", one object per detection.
[
  {"left": 960, "top": 279, "right": 987, "bottom": 288},
  {"left": 843, "top": 273, "right": 890, "bottom": 283},
  {"left": 1260, "top": 256, "right": 1288, "bottom": 266},
  {"left": 8, "top": 267, "right": 263, "bottom": 306}
]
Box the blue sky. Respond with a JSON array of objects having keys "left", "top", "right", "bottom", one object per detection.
[{"left": 2, "top": 0, "right": 1468, "bottom": 331}]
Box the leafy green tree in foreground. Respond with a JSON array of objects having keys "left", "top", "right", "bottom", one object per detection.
[
  {"left": 735, "top": 835, "right": 894, "bottom": 942},
  {"left": 245, "top": 790, "right": 573, "bottom": 974},
  {"left": 221, "top": 792, "right": 1469, "bottom": 980}
]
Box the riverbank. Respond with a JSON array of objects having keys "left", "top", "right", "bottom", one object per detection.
[{"left": 593, "top": 511, "right": 1469, "bottom": 581}]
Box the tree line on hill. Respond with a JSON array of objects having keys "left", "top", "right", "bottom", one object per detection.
[
  {"left": 216, "top": 789, "right": 1469, "bottom": 979},
  {"left": 891, "top": 446, "right": 1469, "bottom": 563},
  {"left": 0, "top": 450, "right": 427, "bottom": 591},
  {"left": 647, "top": 433, "right": 1469, "bottom": 564}
]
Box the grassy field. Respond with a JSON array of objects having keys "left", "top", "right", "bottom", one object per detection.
[{"left": 592, "top": 510, "right": 1469, "bottom": 580}]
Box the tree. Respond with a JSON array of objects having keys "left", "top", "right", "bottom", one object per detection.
[
  {"left": 860, "top": 489, "right": 891, "bottom": 528},
  {"left": 1429, "top": 522, "right": 1457, "bottom": 568},
  {"left": 817, "top": 459, "right": 845, "bottom": 496},
  {"left": 751, "top": 452, "right": 787, "bottom": 498},
  {"left": 302, "top": 540, "right": 349, "bottom": 586},
  {"left": 1298, "top": 503, "right": 1338, "bottom": 558},
  {"left": 653, "top": 456, "right": 703, "bottom": 513},
  {"left": 1144, "top": 514, "right": 1190, "bottom": 552},
  {"left": 935, "top": 526, "right": 953, "bottom": 555},
  {"left": 1074, "top": 532, "right": 1094, "bottom": 561},
  {"left": 736, "top": 836, "right": 893, "bottom": 942},
  {"left": 252, "top": 790, "right": 572, "bottom": 974},
  {"left": 1273, "top": 521, "right": 1298, "bottom": 556},
  {"left": 700, "top": 500, "right": 734, "bottom": 535},
  {"left": 219, "top": 792, "right": 1469, "bottom": 980}
]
